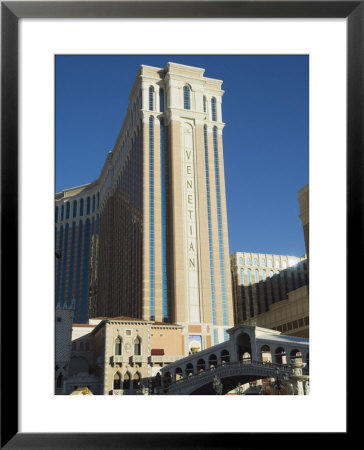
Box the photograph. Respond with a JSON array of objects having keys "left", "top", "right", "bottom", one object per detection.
[{"left": 55, "top": 55, "right": 309, "bottom": 396}]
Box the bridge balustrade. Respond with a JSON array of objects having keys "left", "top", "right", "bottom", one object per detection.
[{"left": 163, "top": 360, "right": 292, "bottom": 392}]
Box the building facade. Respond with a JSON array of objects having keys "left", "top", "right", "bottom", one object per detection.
[
  {"left": 230, "top": 186, "right": 309, "bottom": 337},
  {"left": 60, "top": 317, "right": 185, "bottom": 395},
  {"left": 55, "top": 63, "right": 234, "bottom": 351}
]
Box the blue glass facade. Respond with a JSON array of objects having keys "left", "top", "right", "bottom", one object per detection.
[
  {"left": 149, "top": 116, "right": 155, "bottom": 319},
  {"left": 203, "top": 125, "right": 216, "bottom": 326},
  {"left": 213, "top": 127, "right": 228, "bottom": 329},
  {"left": 160, "top": 119, "right": 168, "bottom": 322}
]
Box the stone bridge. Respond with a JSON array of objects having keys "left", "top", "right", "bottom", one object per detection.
[{"left": 159, "top": 324, "right": 309, "bottom": 395}]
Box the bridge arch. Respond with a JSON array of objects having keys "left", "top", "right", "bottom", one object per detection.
[
  {"left": 236, "top": 332, "right": 252, "bottom": 362},
  {"left": 274, "top": 347, "right": 287, "bottom": 364},
  {"left": 208, "top": 354, "right": 218, "bottom": 369},
  {"left": 175, "top": 367, "right": 183, "bottom": 381},
  {"left": 290, "top": 349, "right": 302, "bottom": 362},
  {"left": 221, "top": 349, "right": 230, "bottom": 364},
  {"left": 186, "top": 363, "right": 194, "bottom": 377},
  {"left": 260, "top": 345, "right": 272, "bottom": 362},
  {"left": 197, "top": 358, "right": 206, "bottom": 373}
]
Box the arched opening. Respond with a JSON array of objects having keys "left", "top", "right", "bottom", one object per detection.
[
  {"left": 114, "top": 337, "right": 122, "bottom": 355},
  {"left": 113, "top": 372, "right": 122, "bottom": 390},
  {"left": 163, "top": 372, "right": 172, "bottom": 391},
  {"left": 208, "top": 354, "right": 218, "bottom": 369},
  {"left": 221, "top": 349, "right": 230, "bottom": 364},
  {"left": 211, "top": 97, "right": 217, "bottom": 121},
  {"left": 132, "top": 372, "right": 141, "bottom": 390},
  {"left": 183, "top": 85, "right": 191, "bottom": 110},
  {"left": 197, "top": 359, "right": 206, "bottom": 373},
  {"left": 175, "top": 367, "right": 183, "bottom": 382},
  {"left": 261, "top": 345, "right": 272, "bottom": 363},
  {"left": 275, "top": 347, "right": 287, "bottom": 365},
  {"left": 123, "top": 372, "right": 131, "bottom": 390},
  {"left": 134, "top": 337, "right": 141, "bottom": 356},
  {"left": 186, "top": 363, "right": 194, "bottom": 377},
  {"left": 56, "top": 372, "right": 63, "bottom": 388},
  {"left": 290, "top": 349, "right": 302, "bottom": 363},
  {"left": 242, "top": 352, "right": 251, "bottom": 363},
  {"left": 237, "top": 332, "right": 252, "bottom": 361}
]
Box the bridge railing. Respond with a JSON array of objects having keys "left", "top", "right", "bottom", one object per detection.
[{"left": 163, "top": 360, "right": 293, "bottom": 391}]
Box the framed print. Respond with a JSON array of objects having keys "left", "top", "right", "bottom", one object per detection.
[{"left": 1, "top": 0, "right": 357, "bottom": 447}]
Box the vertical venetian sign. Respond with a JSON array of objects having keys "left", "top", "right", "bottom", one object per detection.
[{"left": 183, "top": 123, "right": 201, "bottom": 323}]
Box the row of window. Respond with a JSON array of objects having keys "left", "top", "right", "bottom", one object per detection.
[
  {"left": 56, "top": 193, "right": 99, "bottom": 223},
  {"left": 114, "top": 337, "right": 141, "bottom": 356},
  {"left": 148, "top": 84, "right": 217, "bottom": 120},
  {"left": 113, "top": 371, "right": 140, "bottom": 390},
  {"left": 238, "top": 256, "right": 289, "bottom": 269},
  {"left": 239, "top": 268, "right": 275, "bottom": 285},
  {"left": 273, "top": 316, "right": 309, "bottom": 333}
]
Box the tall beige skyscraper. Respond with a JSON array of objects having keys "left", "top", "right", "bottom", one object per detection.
[{"left": 55, "top": 63, "right": 234, "bottom": 351}]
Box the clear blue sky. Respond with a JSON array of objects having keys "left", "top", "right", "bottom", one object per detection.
[{"left": 56, "top": 55, "right": 308, "bottom": 256}]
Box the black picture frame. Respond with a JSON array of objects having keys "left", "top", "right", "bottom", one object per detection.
[{"left": 1, "top": 1, "right": 355, "bottom": 448}]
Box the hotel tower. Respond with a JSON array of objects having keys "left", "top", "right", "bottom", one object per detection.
[{"left": 55, "top": 63, "right": 234, "bottom": 350}]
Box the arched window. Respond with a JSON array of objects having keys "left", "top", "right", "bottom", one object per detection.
[
  {"left": 114, "top": 337, "right": 122, "bottom": 355},
  {"left": 175, "top": 367, "right": 183, "bottom": 381},
  {"left": 261, "top": 258, "right": 266, "bottom": 266},
  {"left": 221, "top": 349, "right": 230, "bottom": 364},
  {"left": 262, "top": 270, "right": 267, "bottom": 282},
  {"left": 79, "top": 199, "right": 84, "bottom": 216},
  {"left": 197, "top": 359, "right": 205, "bottom": 372},
  {"left": 61, "top": 205, "right": 64, "bottom": 221},
  {"left": 159, "top": 88, "right": 164, "bottom": 112},
  {"left": 186, "top": 363, "right": 194, "bottom": 377},
  {"left": 55, "top": 206, "right": 58, "bottom": 223},
  {"left": 123, "top": 372, "right": 131, "bottom": 389},
  {"left": 149, "top": 86, "right": 154, "bottom": 111},
  {"left": 86, "top": 197, "right": 91, "bottom": 215},
  {"left": 247, "top": 269, "right": 252, "bottom": 285},
  {"left": 211, "top": 97, "right": 217, "bottom": 121},
  {"left": 255, "top": 269, "right": 259, "bottom": 283},
  {"left": 134, "top": 337, "right": 141, "bottom": 356},
  {"left": 73, "top": 200, "right": 77, "bottom": 218},
  {"left": 203, "top": 95, "right": 207, "bottom": 112},
  {"left": 66, "top": 202, "right": 70, "bottom": 220},
  {"left": 239, "top": 268, "right": 244, "bottom": 285},
  {"left": 92, "top": 195, "right": 95, "bottom": 212},
  {"left": 113, "top": 372, "right": 121, "bottom": 390},
  {"left": 239, "top": 257, "right": 243, "bottom": 265},
  {"left": 133, "top": 372, "right": 141, "bottom": 389},
  {"left": 268, "top": 259, "right": 272, "bottom": 267},
  {"left": 183, "top": 85, "right": 191, "bottom": 110},
  {"left": 208, "top": 354, "right": 218, "bottom": 368},
  {"left": 253, "top": 258, "right": 258, "bottom": 266},
  {"left": 246, "top": 257, "right": 251, "bottom": 265}
]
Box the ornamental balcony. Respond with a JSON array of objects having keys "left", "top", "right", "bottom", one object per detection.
[
  {"left": 148, "top": 355, "right": 182, "bottom": 364},
  {"left": 131, "top": 355, "right": 143, "bottom": 364},
  {"left": 111, "top": 355, "right": 126, "bottom": 364}
]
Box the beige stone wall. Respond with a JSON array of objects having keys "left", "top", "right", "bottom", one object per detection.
[
  {"left": 243, "top": 286, "right": 309, "bottom": 338},
  {"left": 151, "top": 326, "right": 184, "bottom": 356}
]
